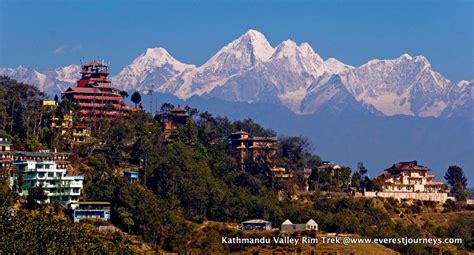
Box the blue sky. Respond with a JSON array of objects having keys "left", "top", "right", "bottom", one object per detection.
[{"left": 0, "top": 0, "right": 472, "bottom": 82}]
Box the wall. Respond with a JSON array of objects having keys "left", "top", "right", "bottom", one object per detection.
[{"left": 364, "top": 191, "right": 448, "bottom": 203}]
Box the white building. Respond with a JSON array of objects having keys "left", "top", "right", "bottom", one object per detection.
[
  {"left": 281, "top": 219, "right": 318, "bottom": 232},
  {"left": 12, "top": 158, "right": 83, "bottom": 205}
]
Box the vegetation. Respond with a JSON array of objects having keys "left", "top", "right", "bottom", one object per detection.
[
  {"left": 0, "top": 77, "right": 472, "bottom": 254},
  {"left": 445, "top": 165, "right": 469, "bottom": 201}
]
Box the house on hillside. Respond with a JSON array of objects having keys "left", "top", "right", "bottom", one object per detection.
[
  {"left": 0, "top": 138, "right": 13, "bottom": 173},
  {"left": 70, "top": 202, "right": 111, "bottom": 222},
  {"left": 382, "top": 160, "right": 446, "bottom": 193},
  {"left": 281, "top": 219, "right": 318, "bottom": 232},
  {"left": 316, "top": 161, "right": 342, "bottom": 176},
  {"left": 364, "top": 160, "right": 450, "bottom": 203},
  {"left": 229, "top": 131, "right": 277, "bottom": 169},
  {"left": 162, "top": 106, "right": 191, "bottom": 133},
  {"left": 241, "top": 219, "right": 272, "bottom": 230}
]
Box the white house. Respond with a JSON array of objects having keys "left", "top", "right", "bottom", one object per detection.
[{"left": 281, "top": 219, "right": 318, "bottom": 232}]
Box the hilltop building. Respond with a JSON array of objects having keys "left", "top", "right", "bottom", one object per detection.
[
  {"left": 382, "top": 161, "right": 446, "bottom": 192},
  {"left": 281, "top": 219, "right": 318, "bottom": 232},
  {"left": 62, "top": 61, "right": 128, "bottom": 120},
  {"left": 229, "top": 131, "right": 277, "bottom": 168},
  {"left": 364, "top": 160, "right": 450, "bottom": 203},
  {"left": 163, "top": 106, "right": 190, "bottom": 132},
  {"left": 10, "top": 151, "right": 83, "bottom": 205}
]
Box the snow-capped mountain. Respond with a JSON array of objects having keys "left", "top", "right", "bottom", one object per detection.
[
  {"left": 112, "top": 47, "right": 195, "bottom": 92},
  {"left": 302, "top": 54, "right": 455, "bottom": 116},
  {"left": 159, "top": 29, "right": 276, "bottom": 98},
  {"left": 0, "top": 29, "right": 471, "bottom": 119},
  {"left": 0, "top": 65, "right": 80, "bottom": 96},
  {"left": 207, "top": 39, "right": 329, "bottom": 112},
  {"left": 441, "top": 80, "right": 473, "bottom": 119}
]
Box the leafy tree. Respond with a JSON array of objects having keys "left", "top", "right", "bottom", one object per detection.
[
  {"left": 445, "top": 165, "right": 468, "bottom": 200},
  {"left": 119, "top": 90, "right": 129, "bottom": 100},
  {"left": 131, "top": 91, "right": 142, "bottom": 107}
]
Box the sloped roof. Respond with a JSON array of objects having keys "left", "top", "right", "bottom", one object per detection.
[
  {"left": 306, "top": 219, "right": 318, "bottom": 226},
  {"left": 242, "top": 219, "right": 271, "bottom": 224},
  {"left": 281, "top": 219, "right": 293, "bottom": 225}
]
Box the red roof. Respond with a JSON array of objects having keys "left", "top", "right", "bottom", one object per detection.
[
  {"left": 73, "top": 95, "right": 122, "bottom": 101},
  {"left": 83, "top": 60, "right": 106, "bottom": 67},
  {"left": 386, "top": 161, "right": 429, "bottom": 172},
  {"left": 171, "top": 107, "right": 187, "bottom": 113}
]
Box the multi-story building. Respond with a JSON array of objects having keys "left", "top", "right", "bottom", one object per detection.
[
  {"left": 62, "top": 60, "right": 128, "bottom": 120},
  {"left": 229, "top": 131, "right": 277, "bottom": 167},
  {"left": 0, "top": 138, "right": 13, "bottom": 174},
  {"left": 382, "top": 160, "right": 446, "bottom": 193},
  {"left": 11, "top": 152, "right": 83, "bottom": 205}
]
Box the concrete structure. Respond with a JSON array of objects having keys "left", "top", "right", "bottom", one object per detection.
[
  {"left": 0, "top": 138, "right": 13, "bottom": 173},
  {"left": 124, "top": 171, "right": 139, "bottom": 183},
  {"left": 382, "top": 161, "right": 447, "bottom": 193},
  {"left": 241, "top": 219, "right": 272, "bottom": 230},
  {"left": 281, "top": 219, "right": 318, "bottom": 232},
  {"left": 11, "top": 153, "right": 83, "bottom": 205},
  {"left": 364, "top": 191, "right": 449, "bottom": 203},
  {"left": 70, "top": 202, "right": 111, "bottom": 222}
]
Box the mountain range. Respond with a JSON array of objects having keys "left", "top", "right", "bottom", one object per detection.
[
  {"left": 0, "top": 29, "right": 473, "bottom": 182},
  {"left": 1, "top": 29, "right": 472, "bottom": 119}
]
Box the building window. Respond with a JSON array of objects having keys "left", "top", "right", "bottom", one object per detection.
[
  {"left": 48, "top": 172, "right": 54, "bottom": 178},
  {"left": 38, "top": 173, "right": 45, "bottom": 178}
]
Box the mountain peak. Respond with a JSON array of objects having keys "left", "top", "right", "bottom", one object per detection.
[
  {"left": 400, "top": 53, "right": 413, "bottom": 60},
  {"left": 198, "top": 29, "right": 274, "bottom": 74},
  {"left": 144, "top": 47, "right": 170, "bottom": 58},
  {"left": 324, "top": 58, "right": 353, "bottom": 74},
  {"left": 242, "top": 29, "right": 265, "bottom": 39}
]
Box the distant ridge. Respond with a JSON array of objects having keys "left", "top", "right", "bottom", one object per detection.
[{"left": 1, "top": 29, "right": 472, "bottom": 119}]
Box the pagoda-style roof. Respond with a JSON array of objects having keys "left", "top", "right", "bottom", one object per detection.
[
  {"left": 385, "top": 160, "right": 429, "bottom": 172},
  {"left": 171, "top": 107, "right": 187, "bottom": 113}
]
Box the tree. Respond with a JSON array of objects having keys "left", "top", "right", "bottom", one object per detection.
[
  {"left": 25, "top": 186, "right": 48, "bottom": 210},
  {"left": 131, "top": 91, "right": 142, "bottom": 107},
  {"left": 445, "top": 165, "right": 468, "bottom": 200},
  {"left": 119, "top": 90, "right": 129, "bottom": 100}
]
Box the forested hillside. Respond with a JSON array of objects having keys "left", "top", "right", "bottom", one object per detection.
[{"left": 0, "top": 76, "right": 472, "bottom": 254}]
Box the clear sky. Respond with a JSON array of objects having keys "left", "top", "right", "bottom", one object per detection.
[{"left": 0, "top": 0, "right": 472, "bottom": 82}]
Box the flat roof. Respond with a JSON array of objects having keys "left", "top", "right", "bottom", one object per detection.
[{"left": 76, "top": 201, "right": 111, "bottom": 205}]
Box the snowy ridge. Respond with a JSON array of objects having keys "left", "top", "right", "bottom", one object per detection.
[{"left": 0, "top": 29, "right": 471, "bottom": 119}]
